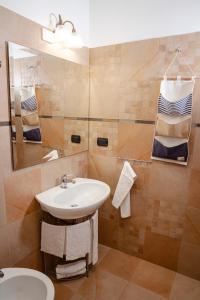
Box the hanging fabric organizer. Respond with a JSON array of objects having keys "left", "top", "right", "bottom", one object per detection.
[{"left": 152, "top": 48, "right": 196, "bottom": 165}]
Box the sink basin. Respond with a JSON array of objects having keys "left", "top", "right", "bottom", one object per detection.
[
  {"left": 0, "top": 268, "right": 54, "bottom": 300},
  {"left": 35, "top": 178, "right": 110, "bottom": 219}
]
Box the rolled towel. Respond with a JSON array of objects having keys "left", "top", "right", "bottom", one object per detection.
[
  {"left": 56, "top": 261, "right": 86, "bottom": 279},
  {"left": 56, "top": 268, "right": 86, "bottom": 279}
]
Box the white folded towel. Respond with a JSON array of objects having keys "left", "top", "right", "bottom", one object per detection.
[
  {"left": 41, "top": 222, "right": 65, "bottom": 258},
  {"left": 56, "top": 261, "right": 86, "bottom": 279},
  {"left": 112, "top": 161, "right": 137, "bottom": 218},
  {"left": 65, "top": 220, "right": 91, "bottom": 260},
  {"left": 90, "top": 211, "right": 98, "bottom": 265},
  {"left": 56, "top": 260, "right": 86, "bottom": 279}
]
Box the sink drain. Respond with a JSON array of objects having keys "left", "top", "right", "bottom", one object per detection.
[{"left": 70, "top": 203, "right": 78, "bottom": 207}]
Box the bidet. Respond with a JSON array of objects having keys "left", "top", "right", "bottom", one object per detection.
[{"left": 0, "top": 268, "right": 54, "bottom": 300}]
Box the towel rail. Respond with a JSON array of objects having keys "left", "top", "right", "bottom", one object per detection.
[{"left": 114, "top": 156, "right": 152, "bottom": 164}]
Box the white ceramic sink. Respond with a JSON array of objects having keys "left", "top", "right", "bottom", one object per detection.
[{"left": 35, "top": 178, "right": 110, "bottom": 219}]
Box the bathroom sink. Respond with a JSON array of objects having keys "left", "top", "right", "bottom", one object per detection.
[{"left": 35, "top": 178, "right": 110, "bottom": 219}]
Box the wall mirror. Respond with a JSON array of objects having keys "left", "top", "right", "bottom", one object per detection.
[{"left": 8, "top": 42, "right": 89, "bottom": 170}]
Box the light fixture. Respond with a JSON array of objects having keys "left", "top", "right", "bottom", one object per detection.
[{"left": 42, "top": 13, "right": 84, "bottom": 49}]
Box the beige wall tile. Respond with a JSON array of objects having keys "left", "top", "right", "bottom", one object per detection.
[
  {"left": 40, "top": 118, "right": 64, "bottom": 150},
  {"left": 143, "top": 230, "right": 181, "bottom": 271},
  {"left": 64, "top": 119, "right": 88, "bottom": 156},
  {"left": 178, "top": 242, "right": 200, "bottom": 280},
  {"left": 0, "top": 225, "right": 11, "bottom": 267},
  {"left": 14, "top": 250, "right": 43, "bottom": 272},
  {"left": 117, "top": 123, "right": 154, "bottom": 160},
  {"left": 4, "top": 168, "right": 41, "bottom": 223},
  {"left": 89, "top": 121, "right": 118, "bottom": 157},
  {"left": 7, "top": 210, "right": 41, "bottom": 265}
]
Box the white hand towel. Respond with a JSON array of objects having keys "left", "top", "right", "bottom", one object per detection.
[
  {"left": 90, "top": 211, "right": 98, "bottom": 265},
  {"left": 41, "top": 222, "right": 65, "bottom": 258},
  {"left": 65, "top": 220, "right": 91, "bottom": 260},
  {"left": 112, "top": 161, "right": 137, "bottom": 218}
]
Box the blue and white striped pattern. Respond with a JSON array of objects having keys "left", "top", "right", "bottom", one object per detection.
[
  {"left": 21, "top": 95, "right": 37, "bottom": 111},
  {"left": 158, "top": 93, "right": 192, "bottom": 116}
]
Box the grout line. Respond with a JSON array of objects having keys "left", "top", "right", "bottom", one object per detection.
[{"left": 0, "top": 121, "right": 11, "bottom": 127}]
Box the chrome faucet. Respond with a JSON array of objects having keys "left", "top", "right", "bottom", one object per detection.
[{"left": 60, "top": 174, "right": 76, "bottom": 189}]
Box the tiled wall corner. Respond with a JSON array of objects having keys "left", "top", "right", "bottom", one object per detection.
[{"left": 89, "top": 31, "right": 200, "bottom": 280}]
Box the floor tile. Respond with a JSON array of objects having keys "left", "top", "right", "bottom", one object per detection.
[
  {"left": 76, "top": 269, "right": 128, "bottom": 300},
  {"left": 130, "top": 259, "right": 176, "bottom": 298},
  {"left": 98, "top": 248, "right": 141, "bottom": 281},
  {"left": 63, "top": 277, "right": 86, "bottom": 293},
  {"left": 97, "top": 244, "right": 111, "bottom": 264},
  {"left": 170, "top": 273, "right": 200, "bottom": 300},
  {"left": 119, "top": 282, "right": 167, "bottom": 300},
  {"left": 54, "top": 282, "right": 73, "bottom": 300}
]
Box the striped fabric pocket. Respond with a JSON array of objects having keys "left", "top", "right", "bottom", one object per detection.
[
  {"left": 21, "top": 95, "right": 37, "bottom": 111},
  {"left": 158, "top": 93, "right": 192, "bottom": 116}
]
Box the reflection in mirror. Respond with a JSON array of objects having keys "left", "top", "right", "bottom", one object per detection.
[{"left": 8, "top": 42, "right": 89, "bottom": 170}]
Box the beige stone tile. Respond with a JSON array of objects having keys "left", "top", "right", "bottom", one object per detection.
[
  {"left": 63, "top": 63, "right": 89, "bottom": 118},
  {"left": 76, "top": 269, "right": 127, "bottom": 300},
  {"left": 131, "top": 259, "right": 176, "bottom": 298},
  {"left": 89, "top": 121, "right": 118, "bottom": 157},
  {"left": 178, "top": 242, "right": 200, "bottom": 280},
  {"left": 143, "top": 229, "right": 181, "bottom": 271},
  {"left": 14, "top": 250, "right": 43, "bottom": 272},
  {"left": 0, "top": 127, "right": 12, "bottom": 177},
  {"left": 40, "top": 118, "right": 64, "bottom": 150},
  {"left": 41, "top": 152, "right": 88, "bottom": 191},
  {"left": 64, "top": 119, "right": 88, "bottom": 156},
  {"left": 90, "top": 46, "right": 121, "bottom": 119},
  {"left": 98, "top": 217, "right": 119, "bottom": 250},
  {"left": 182, "top": 207, "right": 200, "bottom": 246},
  {"left": 8, "top": 210, "right": 41, "bottom": 265},
  {"left": 63, "top": 277, "right": 86, "bottom": 294},
  {"left": 98, "top": 248, "right": 141, "bottom": 281},
  {"left": 170, "top": 273, "right": 200, "bottom": 300},
  {"left": 187, "top": 169, "right": 200, "bottom": 209},
  {"left": 4, "top": 168, "right": 41, "bottom": 223},
  {"left": 88, "top": 154, "right": 119, "bottom": 195},
  {"left": 97, "top": 244, "right": 111, "bottom": 264},
  {"left": 190, "top": 128, "right": 200, "bottom": 171},
  {"left": 117, "top": 122, "right": 154, "bottom": 160},
  {"left": 119, "top": 282, "right": 167, "bottom": 300},
  {"left": 54, "top": 282, "right": 73, "bottom": 300},
  {"left": 0, "top": 225, "right": 11, "bottom": 267}
]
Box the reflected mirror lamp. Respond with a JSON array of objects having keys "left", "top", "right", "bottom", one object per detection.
[{"left": 42, "top": 13, "right": 83, "bottom": 48}]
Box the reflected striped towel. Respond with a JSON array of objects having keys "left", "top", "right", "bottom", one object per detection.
[
  {"left": 21, "top": 95, "right": 37, "bottom": 111},
  {"left": 158, "top": 93, "right": 192, "bottom": 116}
]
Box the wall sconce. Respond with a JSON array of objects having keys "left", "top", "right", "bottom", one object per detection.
[{"left": 42, "top": 13, "right": 84, "bottom": 49}]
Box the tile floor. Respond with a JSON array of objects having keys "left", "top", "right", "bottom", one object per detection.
[{"left": 54, "top": 244, "right": 200, "bottom": 300}]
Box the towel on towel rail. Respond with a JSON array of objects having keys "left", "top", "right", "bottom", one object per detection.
[{"left": 112, "top": 161, "right": 137, "bottom": 218}]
